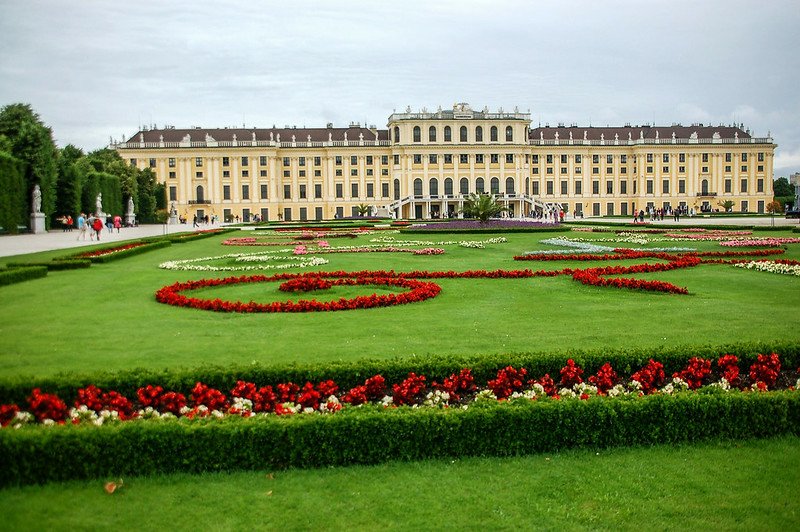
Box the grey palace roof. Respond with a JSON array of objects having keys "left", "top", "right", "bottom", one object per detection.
[
  {"left": 529, "top": 125, "right": 750, "bottom": 142},
  {"left": 126, "top": 126, "right": 389, "bottom": 144}
]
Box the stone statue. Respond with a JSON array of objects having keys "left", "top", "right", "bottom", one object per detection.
[
  {"left": 32, "top": 184, "right": 42, "bottom": 213},
  {"left": 170, "top": 201, "right": 177, "bottom": 215},
  {"left": 96, "top": 192, "right": 103, "bottom": 216},
  {"left": 583, "top": 131, "right": 587, "bottom": 140},
  {"left": 127, "top": 197, "right": 135, "bottom": 215}
]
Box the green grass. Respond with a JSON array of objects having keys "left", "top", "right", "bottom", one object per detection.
[
  {"left": 0, "top": 230, "right": 798, "bottom": 379},
  {"left": 0, "top": 436, "right": 797, "bottom": 531},
  {"left": 1, "top": 227, "right": 799, "bottom": 528}
]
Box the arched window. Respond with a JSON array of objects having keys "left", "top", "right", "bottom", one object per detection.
[
  {"left": 701, "top": 179, "right": 709, "bottom": 195},
  {"left": 460, "top": 177, "right": 469, "bottom": 195},
  {"left": 476, "top": 177, "right": 485, "bottom": 193},
  {"left": 490, "top": 126, "right": 498, "bottom": 142},
  {"left": 490, "top": 177, "right": 500, "bottom": 194},
  {"left": 460, "top": 126, "right": 468, "bottom": 142},
  {"left": 444, "top": 178, "right": 453, "bottom": 195},
  {"left": 413, "top": 178, "right": 423, "bottom": 196},
  {"left": 196, "top": 185, "right": 204, "bottom": 202},
  {"left": 444, "top": 126, "right": 452, "bottom": 142},
  {"left": 393, "top": 126, "right": 400, "bottom": 143},
  {"left": 525, "top": 177, "right": 530, "bottom": 195},
  {"left": 429, "top": 126, "right": 437, "bottom": 142},
  {"left": 429, "top": 178, "right": 439, "bottom": 197},
  {"left": 505, "top": 126, "right": 513, "bottom": 142},
  {"left": 476, "top": 126, "right": 483, "bottom": 142},
  {"left": 413, "top": 126, "right": 421, "bottom": 143},
  {"left": 393, "top": 178, "right": 401, "bottom": 200},
  {"left": 505, "top": 177, "right": 515, "bottom": 194}
]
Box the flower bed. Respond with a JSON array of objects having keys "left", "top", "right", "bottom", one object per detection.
[
  {"left": 733, "top": 260, "right": 800, "bottom": 276},
  {"left": 2, "top": 354, "right": 797, "bottom": 429},
  {"left": 720, "top": 237, "right": 800, "bottom": 247},
  {"left": 159, "top": 252, "right": 329, "bottom": 271},
  {"left": 76, "top": 242, "right": 146, "bottom": 258},
  {"left": 155, "top": 272, "right": 442, "bottom": 313}
]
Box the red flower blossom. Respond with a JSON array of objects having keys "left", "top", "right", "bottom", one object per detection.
[
  {"left": 717, "top": 354, "right": 740, "bottom": 385},
  {"left": 749, "top": 353, "right": 781, "bottom": 389},
  {"left": 559, "top": 359, "right": 584, "bottom": 388},
  {"left": 0, "top": 403, "right": 20, "bottom": 426},
  {"left": 27, "top": 388, "right": 68, "bottom": 422},
  {"left": 488, "top": 366, "right": 528, "bottom": 400},
  {"left": 631, "top": 359, "right": 665, "bottom": 394},
  {"left": 673, "top": 357, "right": 712, "bottom": 390},
  {"left": 588, "top": 363, "right": 618, "bottom": 394},
  {"left": 392, "top": 373, "right": 427, "bottom": 406}
]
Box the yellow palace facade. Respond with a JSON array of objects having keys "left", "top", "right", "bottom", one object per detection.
[{"left": 114, "top": 103, "right": 776, "bottom": 222}]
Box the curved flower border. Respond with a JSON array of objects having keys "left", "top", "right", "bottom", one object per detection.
[{"left": 159, "top": 252, "right": 329, "bottom": 271}]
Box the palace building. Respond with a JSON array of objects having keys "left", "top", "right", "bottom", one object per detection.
[{"left": 113, "top": 103, "right": 776, "bottom": 222}]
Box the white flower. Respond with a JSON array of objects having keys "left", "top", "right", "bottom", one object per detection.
[
  {"left": 607, "top": 384, "right": 628, "bottom": 397},
  {"left": 380, "top": 395, "right": 394, "bottom": 407},
  {"left": 474, "top": 389, "right": 497, "bottom": 402},
  {"left": 558, "top": 388, "right": 577, "bottom": 398}
]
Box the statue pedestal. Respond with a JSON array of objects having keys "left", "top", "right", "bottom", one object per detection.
[
  {"left": 375, "top": 206, "right": 390, "bottom": 218},
  {"left": 169, "top": 214, "right": 178, "bottom": 225},
  {"left": 30, "top": 213, "right": 46, "bottom": 234},
  {"left": 125, "top": 214, "right": 136, "bottom": 227}
]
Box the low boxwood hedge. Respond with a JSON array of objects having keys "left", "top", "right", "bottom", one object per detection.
[
  {"left": 400, "top": 226, "right": 571, "bottom": 234},
  {"left": 0, "top": 341, "right": 796, "bottom": 405},
  {"left": 1, "top": 390, "right": 797, "bottom": 486},
  {"left": 0, "top": 266, "right": 47, "bottom": 287},
  {"left": 5, "top": 260, "right": 91, "bottom": 271}
]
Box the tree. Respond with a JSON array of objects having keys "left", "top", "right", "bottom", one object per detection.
[
  {"left": 773, "top": 177, "right": 793, "bottom": 197},
  {"left": 55, "top": 145, "right": 85, "bottom": 218},
  {"left": 0, "top": 150, "right": 26, "bottom": 233},
  {"left": 717, "top": 200, "right": 735, "bottom": 213},
  {"left": 0, "top": 104, "right": 58, "bottom": 227},
  {"left": 356, "top": 203, "right": 371, "bottom": 217},
  {"left": 460, "top": 193, "right": 508, "bottom": 223},
  {"left": 136, "top": 168, "right": 158, "bottom": 223},
  {"left": 765, "top": 200, "right": 782, "bottom": 214}
]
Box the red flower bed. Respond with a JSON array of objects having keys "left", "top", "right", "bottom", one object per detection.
[
  {"left": 3, "top": 355, "right": 797, "bottom": 427},
  {"left": 76, "top": 243, "right": 146, "bottom": 258}
]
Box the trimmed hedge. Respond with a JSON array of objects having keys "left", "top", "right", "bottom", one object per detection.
[
  {"left": 163, "top": 228, "right": 237, "bottom": 243},
  {"left": 6, "top": 260, "right": 91, "bottom": 271},
  {"left": 60, "top": 240, "right": 172, "bottom": 264},
  {"left": 1, "top": 341, "right": 797, "bottom": 406},
  {"left": 0, "top": 390, "right": 797, "bottom": 486},
  {"left": 400, "top": 226, "right": 571, "bottom": 234},
  {"left": 0, "top": 266, "right": 47, "bottom": 287}
]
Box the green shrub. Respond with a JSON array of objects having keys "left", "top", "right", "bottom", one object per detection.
[
  {"left": 0, "top": 341, "right": 796, "bottom": 405},
  {"left": 0, "top": 391, "right": 797, "bottom": 486},
  {"left": 0, "top": 266, "right": 47, "bottom": 287},
  {"left": 400, "top": 226, "right": 571, "bottom": 235},
  {"left": 6, "top": 260, "right": 91, "bottom": 271}
]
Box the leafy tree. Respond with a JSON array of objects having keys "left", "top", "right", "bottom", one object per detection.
[
  {"left": 55, "top": 145, "right": 85, "bottom": 218},
  {"left": 0, "top": 104, "right": 58, "bottom": 226},
  {"left": 460, "top": 193, "right": 508, "bottom": 223},
  {"left": 765, "top": 200, "right": 783, "bottom": 214},
  {"left": 356, "top": 203, "right": 371, "bottom": 217},
  {"left": 717, "top": 200, "right": 735, "bottom": 212},
  {"left": 0, "top": 151, "right": 26, "bottom": 233},
  {"left": 136, "top": 168, "right": 159, "bottom": 222},
  {"left": 773, "top": 177, "right": 793, "bottom": 197}
]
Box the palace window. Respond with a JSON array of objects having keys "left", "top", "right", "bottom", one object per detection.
[
  {"left": 335, "top": 169, "right": 342, "bottom": 176},
  {"left": 505, "top": 126, "right": 513, "bottom": 142},
  {"left": 607, "top": 154, "right": 613, "bottom": 164},
  {"left": 532, "top": 181, "right": 540, "bottom": 195},
  {"left": 725, "top": 153, "right": 732, "bottom": 162},
  {"left": 283, "top": 157, "right": 290, "bottom": 166},
  {"left": 593, "top": 155, "right": 599, "bottom": 164},
  {"left": 393, "top": 155, "right": 400, "bottom": 165},
  {"left": 490, "top": 177, "right": 500, "bottom": 194},
  {"left": 382, "top": 182, "right": 389, "bottom": 197},
  {"left": 241, "top": 156, "right": 249, "bottom": 166},
  {"left": 620, "top": 181, "right": 627, "bottom": 194},
  {"left": 490, "top": 154, "right": 499, "bottom": 163},
  {"left": 314, "top": 184, "right": 322, "bottom": 199},
  {"left": 299, "top": 185, "right": 306, "bottom": 199},
  {"left": 350, "top": 155, "right": 357, "bottom": 165},
  {"left": 367, "top": 183, "right": 374, "bottom": 197},
  {"left": 169, "top": 186, "right": 177, "bottom": 201},
  {"left": 679, "top": 153, "right": 685, "bottom": 163},
  {"left": 546, "top": 181, "right": 554, "bottom": 195},
  {"left": 547, "top": 155, "right": 554, "bottom": 164},
  {"left": 223, "top": 185, "right": 230, "bottom": 200},
  {"left": 561, "top": 167, "right": 567, "bottom": 175},
  {"left": 445, "top": 178, "right": 454, "bottom": 195},
  {"left": 283, "top": 170, "right": 290, "bottom": 178},
  {"left": 476, "top": 177, "right": 485, "bottom": 193},
  {"left": 560, "top": 180, "right": 568, "bottom": 195},
  {"left": 592, "top": 181, "right": 600, "bottom": 194},
  {"left": 740, "top": 179, "right": 748, "bottom": 193},
  {"left": 702, "top": 153, "right": 709, "bottom": 163},
  {"left": 351, "top": 169, "right": 357, "bottom": 176},
  {"left": 460, "top": 126, "right": 468, "bottom": 142},
  {"left": 381, "top": 155, "right": 388, "bottom": 165},
  {"left": 413, "top": 126, "right": 421, "bottom": 142},
  {"left": 575, "top": 181, "right": 582, "bottom": 195},
  {"left": 195, "top": 157, "right": 202, "bottom": 167},
  {"left": 352, "top": 183, "right": 359, "bottom": 198},
  {"left": 393, "top": 126, "right": 400, "bottom": 143},
  {"left": 429, "top": 154, "right": 438, "bottom": 164},
  {"left": 429, "top": 126, "right": 437, "bottom": 142},
  {"left": 475, "top": 126, "right": 483, "bottom": 142},
  {"left": 444, "top": 154, "right": 453, "bottom": 164},
  {"left": 261, "top": 184, "right": 269, "bottom": 199},
  {"left": 546, "top": 167, "right": 553, "bottom": 175},
  {"left": 646, "top": 154, "right": 653, "bottom": 163},
  {"left": 678, "top": 180, "right": 685, "bottom": 194},
  {"left": 223, "top": 170, "right": 230, "bottom": 178},
  {"left": 366, "top": 155, "right": 373, "bottom": 165},
  {"left": 725, "top": 179, "right": 732, "bottom": 193},
  {"left": 283, "top": 184, "right": 291, "bottom": 199},
  {"left": 476, "top": 154, "right": 484, "bottom": 163},
  {"left": 261, "top": 156, "right": 268, "bottom": 165},
  {"left": 169, "top": 158, "right": 176, "bottom": 167},
  {"left": 662, "top": 154, "right": 669, "bottom": 163},
  {"left": 460, "top": 154, "right": 468, "bottom": 164},
  {"left": 532, "top": 154, "right": 539, "bottom": 164},
  {"left": 490, "top": 126, "right": 498, "bottom": 142},
  {"left": 757, "top": 179, "right": 764, "bottom": 193},
  {"left": 576, "top": 154, "right": 582, "bottom": 164},
  {"left": 741, "top": 165, "right": 747, "bottom": 172},
  {"left": 242, "top": 170, "right": 249, "bottom": 177},
  {"left": 607, "top": 181, "right": 614, "bottom": 194},
  {"left": 430, "top": 178, "right": 439, "bottom": 196},
  {"left": 262, "top": 170, "right": 268, "bottom": 177},
  {"left": 241, "top": 184, "right": 250, "bottom": 200},
  {"left": 460, "top": 177, "right": 469, "bottom": 194},
  {"left": 413, "top": 154, "right": 422, "bottom": 164},
  {"left": 506, "top": 154, "right": 514, "bottom": 163},
  {"left": 662, "top": 180, "right": 669, "bottom": 194},
  {"left": 335, "top": 183, "right": 343, "bottom": 198},
  {"left": 741, "top": 153, "right": 748, "bottom": 162},
  {"left": 758, "top": 152, "right": 764, "bottom": 162},
  {"left": 299, "top": 157, "right": 305, "bottom": 166},
  {"left": 575, "top": 167, "right": 582, "bottom": 174},
  {"left": 646, "top": 180, "right": 654, "bottom": 194},
  {"left": 444, "top": 126, "right": 452, "bottom": 142},
  {"left": 169, "top": 171, "right": 176, "bottom": 179}
]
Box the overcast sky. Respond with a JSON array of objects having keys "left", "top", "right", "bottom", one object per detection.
[{"left": 1, "top": 0, "right": 799, "bottom": 177}]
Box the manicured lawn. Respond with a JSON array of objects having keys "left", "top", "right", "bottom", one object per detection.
[
  {"left": 1, "top": 225, "right": 798, "bottom": 529},
  {"left": 0, "top": 436, "right": 797, "bottom": 530},
  {"left": 0, "top": 228, "right": 798, "bottom": 379}
]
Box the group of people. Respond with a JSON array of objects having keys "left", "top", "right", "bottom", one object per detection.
[
  {"left": 73, "top": 213, "right": 124, "bottom": 241},
  {"left": 633, "top": 205, "right": 692, "bottom": 224},
  {"left": 191, "top": 214, "right": 219, "bottom": 227}
]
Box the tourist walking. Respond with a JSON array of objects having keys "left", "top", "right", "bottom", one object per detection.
[
  {"left": 92, "top": 216, "right": 103, "bottom": 240},
  {"left": 76, "top": 213, "right": 87, "bottom": 240}
]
